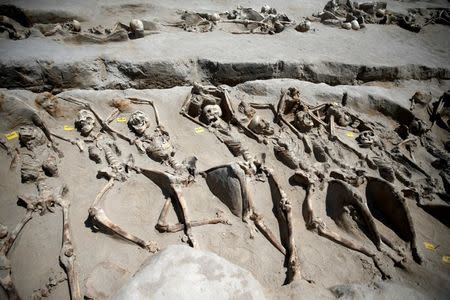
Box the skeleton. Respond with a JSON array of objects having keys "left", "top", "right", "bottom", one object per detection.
[
  {"left": 1, "top": 11, "right": 159, "bottom": 43},
  {"left": 181, "top": 83, "right": 302, "bottom": 283},
  {"left": 409, "top": 91, "right": 432, "bottom": 111},
  {"left": 312, "top": 0, "right": 449, "bottom": 32},
  {"left": 127, "top": 109, "right": 182, "bottom": 169},
  {"left": 127, "top": 161, "right": 229, "bottom": 249},
  {"left": 1, "top": 177, "right": 81, "bottom": 300},
  {"left": 222, "top": 5, "right": 294, "bottom": 34},
  {"left": 67, "top": 19, "right": 158, "bottom": 44},
  {"left": 232, "top": 96, "right": 412, "bottom": 279},
  {"left": 237, "top": 101, "right": 275, "bottom": 140},
  {"left": 293, "top": 172, "right": 414, "bottom": 279},
  {"left": 1, "top": 17, "right": 80, "bottom": 39},
  {"left": 34, "top": 20, "right": 81, "bottom": 37},
  {"left": 102, "top": 19, "right": 159, "bottom": 39},
  {"left": 0, "top": 101, "right": 78, "bottom": 298},
  {"left": 202, "top": 160, "right": 301, "bottom": 283},
  {"left": 181, "top": 84, "right": 266, "bottom": 160},
  {"left": 14, "top": 125, "right": 59, "bottom": 184},
  {"left": 0, "top": 15, "right": 30, "bottom": 39},
  {"left": 54, "top": 97, "right": 158, "bottom": 252},
  {"left": 57, "top": 96, "right": 226, "bottom": 249},
  {"left": 276, "top": 88, "right": 371, "bottom": 167},
  {"left": 0, "top": 93, "right": 62, "bottom": 158},
  {"left": 165, "top": 11, "right": 219, "bottom": 32},
  {"left": 35, "top": 92, "right": 62, "bottom": 118},
  {"left": 165, "top": 5, "right": 293, "bottom": 34},
  {"left": 274, "top": 87, "right": 425, "bottom": 277},
  {"left": 118, "top": 96, "right": 229, "bottom": 247}
]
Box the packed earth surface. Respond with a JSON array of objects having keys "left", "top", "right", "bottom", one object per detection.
[{"left": 0, "top": 1, "right": 449, "bottom": 299}]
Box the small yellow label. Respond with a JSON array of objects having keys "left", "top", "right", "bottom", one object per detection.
[
  {"left": 424, "top": 242, "right": 436, "bottom": 251},
  {"left": 63, "top": 125, "right": 75, "bottom": 131},
  {"left": 332, "top": 102, "right": 339, "bottom": 106},
  {"left": 346, "top": 131, "right": 354, "bottom": 138},
  {"left": 442, "top": 256, "right": 450, "bottom": 264},
  {"left": 194, "top": 127, "right": 204, "bottom": 134},
  {"left": 116, "top": 117, "right": 127, "bottom": 123},
  {"left": 4, "top": 131, "right": 18, "bottom": 140}
]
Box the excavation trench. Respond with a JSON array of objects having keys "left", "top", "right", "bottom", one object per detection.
[{"left": 1, "top": 58, "right": 449, "bottom": 92}]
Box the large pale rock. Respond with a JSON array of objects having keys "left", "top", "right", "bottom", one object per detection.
[{"left": 112, "top": 245, "right": 266, "bottom": 300}]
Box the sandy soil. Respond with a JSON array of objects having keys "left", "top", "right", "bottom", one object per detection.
[
  {"left": 0, "top": 1, "right": 449, "bottom": 299},
  {"left": 0, "top": 78, "right": 449, "bottom": 299}
]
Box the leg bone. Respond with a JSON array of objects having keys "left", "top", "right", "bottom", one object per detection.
[{"left": 89, "top": 179, "right": 158, "bottom": 253}]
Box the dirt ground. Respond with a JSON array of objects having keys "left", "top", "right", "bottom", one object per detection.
[{"left": 0, "top": 1, "right": 449, "bottom": 299}]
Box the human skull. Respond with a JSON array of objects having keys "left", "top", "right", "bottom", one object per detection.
[
  {"left": 35, "top": 92, "right": 60, "bottom": 117},
  {"left": 75, "top": 109, "right": 96, "bottom": 136},
  {"left": 294, "top": 111, "right": 314, "bottom": 132},
  {"left": 128, "top": 110, "right": 149, "bottom": 135},
  {"left": 248, "top": 115, "right": 274, "bottom": 136},
  {"left": 356, "top": 130, "right": 375, "bottom": 148},
  {"left": 351, "top": 20, "right": 360, "bottom": 30},
  {"left": 342, "top": 22, "right": 352, "bottom": 30},
  {"left": 130, "top": 19, "right": 144, "bottom": 38},
  {"left": 295, "top": 20, "right": 311, "bottom": 32},
  {"left": 288, "top": 87, "right": 301, "bottom": 100},
  {"left": 409, "top": 119, "right": 427, "bottom": 136},
  {"left": 64, "top": 20, "right": 81, "bottom": 32},
  {"left": 208, "top": 13, "right": 221, "bottom": 22},
  {"left": 238, "top": 101, "right": 256, "bottom": 119},
  {"left": 327, "top": 106, "right": 352, "bottom": 126},
  {"left": 261, "top": 5, "right": 271, "bottom": 13},
  {"left": 18, "top": 125, "right": 46, "bottom": 149},
  {"left": 203, "top": 104, "right": 222, "bottom": 124}
]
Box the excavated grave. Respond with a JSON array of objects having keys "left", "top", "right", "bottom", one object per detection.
[
  {"left": 0, "top": 1, "right": 449, "bottom": 90},
  {"left": 0, "top": 78, "right": 449, "bottom": 299},
  {"left": 0, "top": 0, "right": 450, "bottom": 299}
]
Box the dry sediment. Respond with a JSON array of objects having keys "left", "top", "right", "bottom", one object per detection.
[{"left": 0, "top": 1, "right": 449, "bottom": 299}]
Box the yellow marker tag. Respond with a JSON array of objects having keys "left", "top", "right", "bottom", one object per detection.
[
  {"left": 4, "top": 131, "right": 18, "bottom": 140},
  {"left": 346, "top": 131, "right": 354, "bottom": 138},
  {"left": 116, "top": 117, "right": 127, "bottom": 123},
  {"left": 442, "top": 256, "right": 450, "bottom": 264},
  {"left": 63, "top": 125, "right": 75, "bottom": 131},
  {"left": 332, "top": 102, "right": 338, "bottom": 106},
  {"left": 194, "top": 127, "right": 204, "bottom": 134},
  {"left": 424, "top": 242, "right": 436, "bottom": 251}
]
